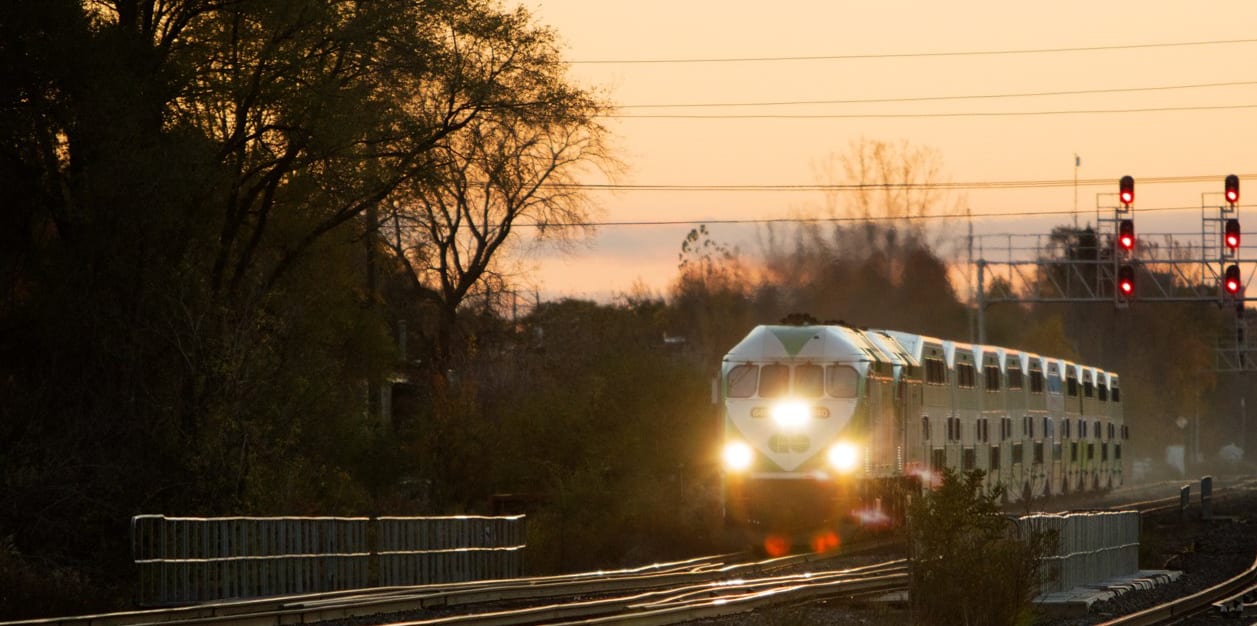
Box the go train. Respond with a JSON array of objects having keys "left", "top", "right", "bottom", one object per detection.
[{"left": 720, "top": 321, "right": 1129, "bottom": 545}]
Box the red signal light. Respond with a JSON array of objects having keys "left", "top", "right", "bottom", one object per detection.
[
  {"left": 1117, "top": 265, "right": 1135, "bottom": 297},
  {"left": 1119, "top": 175, "right": 1134, "bottom": 206},
  {"left": 1226, "top": 218, "right": 1241, "bottom": 250},
  {"left": 1226, "top": 174, "right": 1240, "bottom": 204},
  {"left": 1225, "top": 264, "right": 1242, "bottom": 295},
  {"left": 1117, "top": 219, "right": 1135, "bottom": 251}
]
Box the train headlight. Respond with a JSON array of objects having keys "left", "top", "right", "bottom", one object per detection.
[
  {"left": 722, "top": 441, "right": 754, "bottom": 472},
  {"left": 827, "top": 442, "right": 860, "bottom": 474},
  {"left": 770, "top": 401, "right": 809, "bottom": 431}
]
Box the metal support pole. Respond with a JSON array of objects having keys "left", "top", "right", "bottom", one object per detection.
[{"left": 977, "top": 260, "right": 987, "bottom": 345}]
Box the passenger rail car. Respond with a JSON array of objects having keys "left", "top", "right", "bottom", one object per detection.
[{"left": 720, "top": 323, "right": 1128, "bottom": 542}]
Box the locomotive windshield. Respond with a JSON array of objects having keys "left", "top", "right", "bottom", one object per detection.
[
  {"left": 794, "top": 364, "right": 824, "bottom": 397},
  {"left": 726, "top": 364, "right": 757, "bottom": 398},
  {"left": 758, "top": 364, "right": 789, "bottom": 397},
  {"left": 726, "top": 363, "right": 860, "bottom": 399},
  {"left": 827, "top": 366, "right": 858, "bottom": 397}
]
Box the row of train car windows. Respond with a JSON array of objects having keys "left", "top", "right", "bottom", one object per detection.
[
  {"left": 922, "top": 358, "right": 1120, "bottom": 402},
  {"left": 923, "top": 416, "right": 1129, "bottom": 443},
  {"left": 936, "top": 442, "right": 1123, "bottom": 472},
  {"left": 726, "top": 363, "right": 859, "bottom": 399}
]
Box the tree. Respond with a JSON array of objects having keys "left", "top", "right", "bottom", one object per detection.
[
  {"left": 811, "top": 137, "right": 962, "bottom": 237},
  {"left": 381, "top": 7, "right": 615, "bottom": 371},
  {"left": 0, "top": 0, "right": 608, "bottom": 611},
  {"left": 668, "top": 225, "right": 756, "bottom": 364},
  {"left": 910, "top": 469, "right": 1054, "bottom": 626}
]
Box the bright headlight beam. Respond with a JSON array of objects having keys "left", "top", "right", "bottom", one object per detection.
[
  {"left": 827, "top": 442, "right": 860, "bottom": 473},
  {"left": 770, "top": 401, "right": 809, "bottom": 430},
  {"left": 723, "top": 441, "right": 753, "bottom": 471}
]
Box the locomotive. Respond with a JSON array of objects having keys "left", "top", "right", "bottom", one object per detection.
[{"left": 720, "top": 322, "right": 1128, "bottom": 550}]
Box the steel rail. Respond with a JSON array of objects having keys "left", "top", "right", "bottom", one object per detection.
[
  {"left": 0, "top": 554, "right": 738, "bottom": 626},
  {"left": 1095, "top": 557, "right": 1257, "bottom": 626},
  {"left": 1093, "top": 478, "right": 1257, "bottom": 625}
]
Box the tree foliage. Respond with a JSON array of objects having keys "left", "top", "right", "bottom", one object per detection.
[
  {"left": 910, "top": 469, "right": 1054, "bottom": 626},
  {"left": 0, "top": 0, "right": 605, "bottom": 616}
]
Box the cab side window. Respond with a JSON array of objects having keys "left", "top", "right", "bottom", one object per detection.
[{"left": 727, "top": 364, "right": 758, "bottom": 398}]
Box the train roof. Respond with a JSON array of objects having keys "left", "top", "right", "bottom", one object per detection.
[
  {"left": 727, "top": 325, "right": 1116, "bottom": 378},
  {"left": 723, "top": 324, "right": 897, "bottom": 365}
]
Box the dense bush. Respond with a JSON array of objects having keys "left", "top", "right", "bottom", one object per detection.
[{"left": 909, "top": 469, "right": 1056, "bottom": 626}]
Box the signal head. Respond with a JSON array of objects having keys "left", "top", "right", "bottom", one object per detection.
[
  {"left": 1117, "top": 265, "right": 1135, "bottom": 297},
  {"left": 1225, "top": 264, "right": 1242, "bottom": 295},
  {"left": 1226, "top": 174, "right": 1240, "bottom": 204},
  {"left": 1117, "top": 219, "right": 1135, "bottom": 251},
  {"left": 1226, "top": 218, "right": 1241, "bottom": 250},
  {"left": 1119, "top": 175, "right": 1135, "bottom": 206}
]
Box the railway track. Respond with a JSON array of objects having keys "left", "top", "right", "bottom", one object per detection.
[
  {"left": 1084, "top": 478, "right": 1257, "bottom": 626},
  {"left": 0, "top": 550, "right": 907, "bottom": 626},
  {"left": 12, "top": 479, "right": 1251, "bottom": 626}
]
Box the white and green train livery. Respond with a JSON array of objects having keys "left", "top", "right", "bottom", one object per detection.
[{"left": 720, "top": 322, "right": 1128, "bottom": 537}]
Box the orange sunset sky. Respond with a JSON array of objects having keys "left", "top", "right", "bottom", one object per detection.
[{"left": 510, "top": 1, "right": 1257, "bottom": 301}]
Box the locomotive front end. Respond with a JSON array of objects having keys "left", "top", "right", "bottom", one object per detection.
[{"left": 720, "top": 324, "right": 890, "bottom": 550}]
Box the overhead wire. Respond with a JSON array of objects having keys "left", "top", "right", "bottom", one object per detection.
[
  {"left": 514, "top": 204, "right": 1244, "bottom": 229},
  {"left": 607, "top": 103, "right": 1257, "bottom": 119},
  {"left": 617, "top": 80, "right": 1257, "bottom": 110},
  {"left": 546, "top": 173, "right": 1257, "bottom": 192},
  {"left": 570, "top": 37, "right": 1257, "bottom": 65}
]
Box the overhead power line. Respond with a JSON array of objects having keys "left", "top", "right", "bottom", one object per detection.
[
  {"left": 571, "top": 38, "right": 1257, "bottom": 65},
  {"left": 517, "top": 204, "right": 1246, "bottom": 229},
  {"left": 607, "top": 103, "right": 1257, "bottom": 120},
  {"left": 547, "top": 173, "right": 1257, "bottom": 193},
  {"left": 618, "top": 80, "right": 1257, "bottom": 109}
]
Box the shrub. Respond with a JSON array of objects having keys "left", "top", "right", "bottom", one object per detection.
[{"left": 909, "top": 469, "right": 1056, "bottom": 626}]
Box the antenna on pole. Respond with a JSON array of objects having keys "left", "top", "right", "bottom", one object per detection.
[{"left": 1073, "top": 154, "right": 1080, "bottom": 229}]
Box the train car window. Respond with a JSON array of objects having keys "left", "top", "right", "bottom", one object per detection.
[
  {"left": 1066, "top": 376, "right": 1078, "bottom": 397},
  {"left": 794, "top": 364, "right": 824, "bottom": 398},
  {"left": 957, "top": 363, "right": 976, "bottom": 389},
  {"left": 1084, "top": 381, "right": 1095, "bottom": 398},
  {"left": 1030, "top": 370, "right": 1044, "bottom": 393},
  {"left": 1047, "top": 373, "right": 1062, "bottom": 395},
  {"left": 925, "top": 358, "right": 947, "bottom": 384},
  {"left": 826, "top": 365, "right": 859, "bottom": 398},
  {"left": 758, "top": 364, "right": 789, "bottom": 398},
  {"left": 726, "top": 364, "right": 758, "bottom": 398},
  {"left": 1007, "top": 368, "right": 1024, "bottom": 389},
  {"left": 1098, "top": 383, "right": 1109, "bottom": 402},
  {"left": 1112, "top": 386, "right": 1121, "bottom": 403},
  {"left": 984, "top": 366, "right": 1000, "bottom": 391}
]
